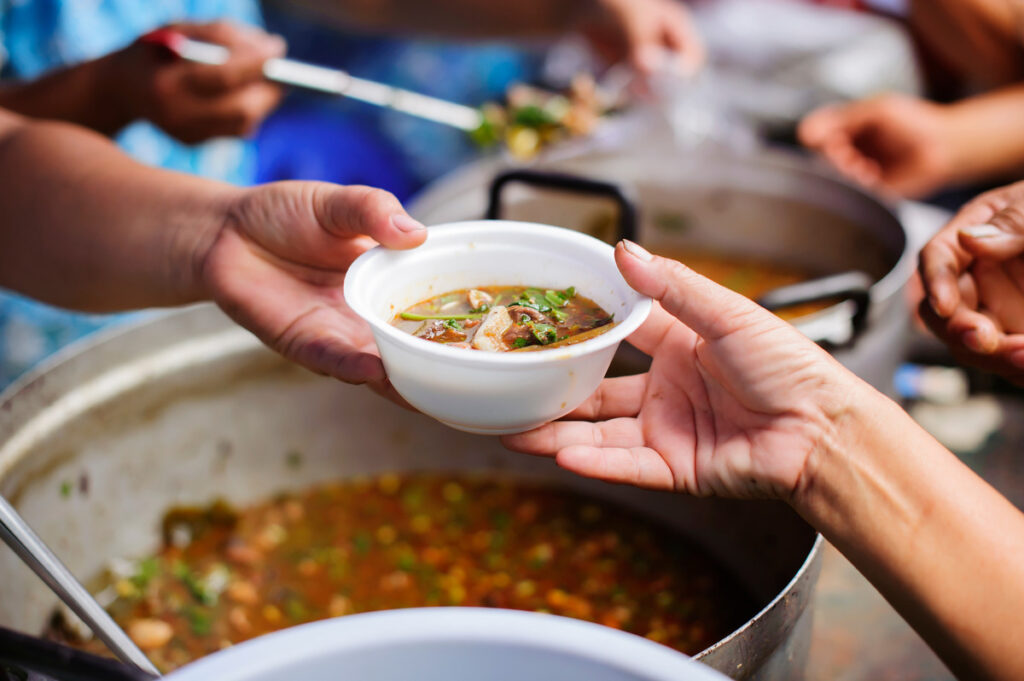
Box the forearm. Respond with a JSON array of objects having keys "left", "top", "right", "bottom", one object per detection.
[
  {"left": 0, "top": 111, "right": 232, "bottom": 311},
  {"left": 797, "top": 382, "right": 1024, "bottom": 681},
  {"left": 940, "top": 85, "right": 1024, "bottom": 185},
  {"left": 0, "top": 54, "right": 132, "bottom": 136},
  {"left": 269, "top": 0, "right": 589, "bottom": 37},
  {"left": 910, "top": 0, "right": 1024, "bottom": 87}
]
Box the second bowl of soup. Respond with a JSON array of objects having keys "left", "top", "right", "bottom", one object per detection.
[{"left": 344, "top": 221, "right": 651, "bottom": 434}]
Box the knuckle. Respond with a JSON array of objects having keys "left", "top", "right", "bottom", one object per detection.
[{"left": 993, "top": 204, "right": 1024, "bottom": 234}]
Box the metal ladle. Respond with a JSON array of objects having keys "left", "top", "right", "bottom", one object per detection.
[{"left": 0, "top": 495, "right": 160, "bottom": 676}]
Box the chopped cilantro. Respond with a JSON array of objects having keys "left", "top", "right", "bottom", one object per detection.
[
  {"left": 184, "top": 606, "right": 212, "bottom": 635},
  {"left": 527, "top": 322, "right": 558, "bottom": 345},
  {"left": 132, "top": 557, "right": 160, "bottom": 589},
  {"left": 512, "top": 338, "right": 530, "bottom": 349}
]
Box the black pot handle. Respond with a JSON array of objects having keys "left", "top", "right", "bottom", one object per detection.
[
  {"left": 485, "top": 169, "right": 638, "bottom": 243},
  {"left": 756, "top": 271, "right": 873, "bottom": 347},
  {"left": 0, "top": 626, "right": 155, "bottom": 681}
]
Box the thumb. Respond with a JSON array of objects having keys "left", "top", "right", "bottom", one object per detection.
[
  {"left": 317, "top": 185, "right": 427, "bottom": 250},
  {"left": 615, "top": 240, "right": 774, "bottom": 341},
  {"left": 958, "top": 205, "right": 1024, "bottom": 261}
]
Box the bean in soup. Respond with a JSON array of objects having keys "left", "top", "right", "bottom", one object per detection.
[{"left": 393, "top": 286, "right": 614, "bottom": 352}]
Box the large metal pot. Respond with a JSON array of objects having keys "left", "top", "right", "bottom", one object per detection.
[
  {"left": 410, "top": 147, "right": 915, "bottom": 392},
  {"left": 0, "top": 306, "right": 821, "bottom": 680}
]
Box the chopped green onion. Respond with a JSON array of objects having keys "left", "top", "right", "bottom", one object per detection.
[
  {"left": 400, "top": 312, "right": 485, "bottom": 321},
  {"left": 512, "top": 338, "right": 530, "bottom": 349}
]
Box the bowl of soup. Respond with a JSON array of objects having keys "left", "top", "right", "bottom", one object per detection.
[{"left": 344, "top": 220, "right": 651, "bottom": 434}]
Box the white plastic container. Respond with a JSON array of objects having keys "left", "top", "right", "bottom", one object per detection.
[
  {"left": 164, "top": 608, "right": 728, "bottom": 681},
  {"left": 344, "top": 221, "right": 651, "bottom": 434}
]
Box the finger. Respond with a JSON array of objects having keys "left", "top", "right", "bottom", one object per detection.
[
  {"left": 659, "top": 6, "right": 704, "bottom": 75},
  {"left": 315, "top": 185, "right": 427, "bottom": 250},
  {"left": 798, "top": 106, "right": 843, "bottom": 149},
  {"left": 958, "top": 271, "right": 978, "bottom": 310},
  {"left": 178, "top": 23, "right": 286, "bottom": 94},
  {"left": 615, "top": 240, "right": 773, "bottom": 341},
  {"left": 556, "top": 445, "right": 676, "bottom": 491},
  {"left": 565, "top": 374, "right": 648, "bottom": 420},
  {"left": 623, "top": 304, "right": 678, "bottom": 355},
  {"left": 958, "top": 209, "right": 1024, "bottom": 261},
  {"left": 945, "top": 304, "right": 1002, "bottom": 354},
  {"left": 182, "top": 83, "right": 282, "bottom": 139},
  {"left": 971, "top": 259, "right": 1024, "bottom": 333},
  {"left": 920, "top": 232, "right": 973, "bottom": 318},
  {"left": 501, "top": 418, "right": 644, "bottom": 457}
]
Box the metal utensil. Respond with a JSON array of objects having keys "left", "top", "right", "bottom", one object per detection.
[
  {"left": 0, "top": 495, "right": 160, "bottom": 676},
  {"left": 141, "top": 29, "right": 484, "bottom": 132}
]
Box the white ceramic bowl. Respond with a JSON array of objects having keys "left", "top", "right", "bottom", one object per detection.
[
  {"left": 164, "top": 608, "right": 729, "bottom": 681},
  {"left": 344, "top": 221, "right": 652, "bottom": 434}
]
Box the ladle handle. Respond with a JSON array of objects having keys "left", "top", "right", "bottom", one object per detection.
[
  {"left": 756, "top": 270, "right": 873, "bottom": 348},
  {"left": 485, "top": 169, "right": 638, "bottom": 243},
  {"left": 0, "top": 495, "right": 160, "bottom": 676}
]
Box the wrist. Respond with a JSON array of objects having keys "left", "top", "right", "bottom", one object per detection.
[
  {"left": 790, "top": 377, "right": 906, "bottom": 527},
  {"left": 165, "top": 183, "right": 242, "bottom": 305},
  {"left": 89, "top": 50, "right": 139, "bottom": 134}
]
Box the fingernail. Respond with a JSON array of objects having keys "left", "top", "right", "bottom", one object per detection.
[
  {"left": 960, "top": 223, "right": 1003, "bottom": 239},
  {"left": 620, "top": 239, "right": 653, "bottom": 262},
  {"left": 391, "top": 214, "right": 426, "bottom": 233},
  {"left": 963, "top": 329, "right": 996, "bottom": 354}
]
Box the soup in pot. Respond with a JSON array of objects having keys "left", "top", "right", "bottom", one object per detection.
[{"left": 50, "top": 473, "right": 756, "bottom": 672}]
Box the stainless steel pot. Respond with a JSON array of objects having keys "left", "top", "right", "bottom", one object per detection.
[
  {"left": 0, "top": 306, "right": 821, "bottom": 680},
  {"left": 410, "top": 147, "right": 915, "bottom": 392}
]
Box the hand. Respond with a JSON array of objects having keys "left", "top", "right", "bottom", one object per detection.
[
  {"left": 577, "top": 0, "right": 704, "bottom": 77},
  {"left": 503, "top": 241, "right": 857, "bottom": 501},
  {"left": 799, "top": 94, "right": 956, "bottom": 199},
  {"left": 199, "top": 182, "right": 427, "bottom": 398},
  {"left": 111, "top": 22, "right": 285, "bottom": 144},
  {"left": 919, "top": 181, "right": 1024, "bottom": 384}
]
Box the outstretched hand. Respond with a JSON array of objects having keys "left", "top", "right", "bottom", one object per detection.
[
  {"left": 919, "top": 180, "right": 1024, "bottom": 384},
  {"left": 503, "top": 241, "right": 859, "bottom": 501},
  {"left": 798, "top": 95, "right": 955, "bottom": 199},
  {"left": 200, "top": 182, "right": 427, "bottom": 396}
]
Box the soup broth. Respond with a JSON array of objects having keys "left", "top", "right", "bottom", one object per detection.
[
  {"left": 50, "top": 474, "right": 755, "bottom": 672},
  {"left": 393, "top": 286, "right": 614, "bottom": 352}
]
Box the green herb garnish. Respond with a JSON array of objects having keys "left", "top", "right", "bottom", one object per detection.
[
  {"left": 511, "top": 338, "right": 530, "bottom": 349},
  {"left": 184, "top": 606, "right": 212, "bottom": 635},
  {"left": 512, "top": 105, "right": 557, "bottom": 128},
  {"left": 132, "top": 557, "right": 160, "bottom": 589},
  {"left": 527, "top": 322, "right": 558, "bottom": 345},
  {"left": 173, "top": 561, "right": 216, "bottom": 606},
  {"left": 400, "top": 312, "right": 485, "bottom": 321}
]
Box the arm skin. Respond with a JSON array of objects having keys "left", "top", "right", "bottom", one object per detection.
[
  {"left": 504, "top": 242, "right": 1024, "bottom": 681},
  {"left": 0, "top": 106, "right": 428, "bottom": 395},
  {"left": 909, "top": 0, "right": 1024, "bottom": 89}
]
